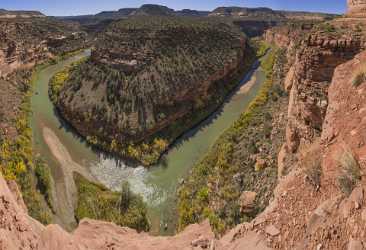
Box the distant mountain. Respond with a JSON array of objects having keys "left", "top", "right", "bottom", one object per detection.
[
  {"left": 95, "top": 8, "right": 137, "bottom": 19},
  {"left": 211, "top": 7, "right": 283, "bottom": 18},
  {"left": 131, "top": 4, "right": 175, "bottom": 16},
  {"left": 210, "top": 6, "right": 337, "bottom": 20},
  {"left": 58, "top": 4, "right": 210, "bottom": 24},
  {"left": 59, "top": 4, "right": 338, "bottom": 27},
  {"left": 0, "top": 9, "right": 45, "bottom": 18},
  {"left": 175, "top": 9, "right": 211, "bottom": 17}
]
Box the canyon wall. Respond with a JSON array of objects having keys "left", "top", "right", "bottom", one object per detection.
[
  {"left": 0, "top": 18, "right": 86, "bottom": 78},
  {"left": 3, "top": 26, "right": 366, "bottom": 250},
  {"left": 348, "top": 0, "right": 366, "bottom": 17},
  {"left": 52, "top": 16, "right": 251, "bottom": 166}
]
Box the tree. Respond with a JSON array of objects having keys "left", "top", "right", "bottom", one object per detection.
[{"left": 119, "top": 181, "right": 132, "bottom": 213}]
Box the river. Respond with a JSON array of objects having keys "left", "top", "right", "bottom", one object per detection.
[{"left": 31, "top": 51, "right": 267, "bottom": 235}]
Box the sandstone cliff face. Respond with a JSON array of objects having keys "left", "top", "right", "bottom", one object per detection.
[
  {"left": 348, "top": 0, "right": 366, "bottom": 17},
  {"left": 281, "top": 25, "right": 365, "bottom": 173},
  {"left": 0, "top": 21, "right": 49, "bottom": 77},
  {"left": 214, "top": 44, "right": 366, "bottom": 250},
  {"left": 0, "top": 18, "right": 86, "bottom": 78},
  {"left": 3, "top": 46, "right": 366, "bottom": 250},
  {"left": 0, "top": 169, "right": 217, "bottom": 250}
]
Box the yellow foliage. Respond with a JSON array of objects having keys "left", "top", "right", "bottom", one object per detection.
[
  {"left": 15, "top": 161, "right": 27, "bottom": 175},
  {"left": 110, "top": 139, "right": 118, "bottom": 151},
  {"left": 152, "top": 138, "right": 168, "bottom": 151},
  {"left": 127, "top": 144, "right": 139, "bottom": 159}
]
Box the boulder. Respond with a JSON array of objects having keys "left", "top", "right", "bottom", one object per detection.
[
  {"left": 239, "top": 191, "right": 257, "bottom": 213},
  {"left": 265, "top": 225, "right": 280, "bottom": 236}
]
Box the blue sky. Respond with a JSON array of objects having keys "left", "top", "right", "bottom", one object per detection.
[{"left": 1, "top": 0, "right": 347, "bottom": 16}]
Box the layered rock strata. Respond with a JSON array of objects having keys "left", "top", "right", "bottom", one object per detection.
[{"left": 347, "top": 0, "right": 366, "bottom": 17}]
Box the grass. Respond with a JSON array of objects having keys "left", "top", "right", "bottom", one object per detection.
[
  {"left": 74, "top": 173, "right": 150, "bottom": 232},
  {"left": 352, "top": 61, "right": 366, "bottom": 87},
  {"left": 337, "top": 149, "right": 361, "bottom": 196},
  {"left": 177, "top": 45, "right": 282, "bottom": 235},
  {"left": 302, "top": 143, "right": 322, "bottom": 189}
]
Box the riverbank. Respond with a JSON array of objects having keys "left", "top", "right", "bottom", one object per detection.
[
  {"left": 178, "top": 47, "right": 289, "bottom": 235},
  {"left": 49, "top": 25, "right": 259, "bottom": 167},
  {"left": 42, "top": 126, "right": 95, "bottom": 228},
  {"left": 30, "top": 42, "right": 273, "bottom": 235}
]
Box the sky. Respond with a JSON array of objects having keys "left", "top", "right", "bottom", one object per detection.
[{"left": 1, "top": 0, "right": 347, "bottom": 16}]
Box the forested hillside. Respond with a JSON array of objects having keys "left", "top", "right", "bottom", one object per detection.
[{"left": 51, "top": 16, "right": 254, "bottom": 166}]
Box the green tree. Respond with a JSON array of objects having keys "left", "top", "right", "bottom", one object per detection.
[{"left": 119, "top": 181, "right": 132, "bottom": 213}]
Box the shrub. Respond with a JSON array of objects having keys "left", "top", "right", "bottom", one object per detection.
[
  {"left": 319, "top": 23, "right": 336, "bottom": 33},
  {"left": 352, "top": 72, "right": 366, "bottom": 87},
  {"left": 302, "top": 143, "right": 322, "bottom": 189},
  {"left": 119, "top": 181, "right": 132, "bottom": 213},
  {"left": 337, "top": 149, "right": 361, "bottom": 196},
  {"left": 74, "top": 174, "right": 150, "bottom": 232},
  {"left": 35, "top": 159, "right": 54, "bottom": 211}
]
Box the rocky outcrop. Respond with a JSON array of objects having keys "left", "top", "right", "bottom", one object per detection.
[
  {"left": 217, "top": 49, "right": 366, "bottom": 250},
  {"left": 347, "top": 0, "right": 366, "bottom": 17},
  {"left": 210, "top": 6, "right": 337, "bottom": 20},
  {"left": 0, "top": 169, "right": 217, "bottom": 250},
  {"left": 0, "top": 18, "right": 86, "bottom": 78},
  {"left": 0, "top": 9, "right": 45, "bottom": 18},
  {"left": 282, "top": 26, "right": 365, "bottom": 163}
]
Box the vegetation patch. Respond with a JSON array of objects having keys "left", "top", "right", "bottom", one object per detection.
[
  {"left": 352, "top": 71, "right": 366, "bottom": 87},
  {"left": 50, "top": 16, "right": 258, "bottom": 166},
  {"left": 0, "top": 69, "right": 53, "bottom": 224},
  {"left": 352, "top": 61, "right": 366, "bottom": 88},
  {"left": 178, "top": 47, "right": 288, "bottom": 235},
  {"left": 337, "top": 149, "right": 361, "bottom": 196},
  {"left": 74, "top": 173, "right": 150, "bottom": 232},
  {"left": 302, "top": 142, "right": 322, "bottom": 189}
]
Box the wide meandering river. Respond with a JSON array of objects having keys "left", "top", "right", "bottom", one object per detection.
[{"left": 31, "top": 51, "right": 267, "bottom": 235}]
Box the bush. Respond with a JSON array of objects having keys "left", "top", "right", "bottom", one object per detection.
[
  {"left": 352, "top": 72, "right": 366, "bottom": 87},
  {"left": 74, "top": 174, "right": 150, "bottom": 232},
  {"left": 302, "top": 143, "right": 322, "bottom": 189},
  {"left": 35, "top": 158, "right": 54, "bottom": 211},
  {"left": 337, "top": 149, "right": 361, "bottom": 196}
]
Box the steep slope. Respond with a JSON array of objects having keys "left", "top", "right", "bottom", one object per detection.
[
  {"left": 2, "top": 35, "right": 366, "bottom": 250},
  {"left": 51, "top": 16, "right": 253, "bottom": 166},
  {"left": 177, "top": 45, "right": 289, "bottom": 235},
  {"left": 0, "top": 17, "right": 87, "bottom": 77},
  {"left": 0, "top": 9, "right": 45, "bottom": 18},
  {"left": 0, "top": 16, "right": 87, "bottom": 225},
  {"left": 225, "top": 43, "right": 366, "bottom": 250}
]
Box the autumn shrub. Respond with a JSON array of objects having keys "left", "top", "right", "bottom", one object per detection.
[
  {"left": 352, "top": 72, "right": 366, "bottom": 87},
  {"left": 337, "top": 149, "right": 361, "bottom": 196}
]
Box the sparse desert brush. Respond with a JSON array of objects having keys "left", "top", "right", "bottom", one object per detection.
[
  {"left": 337, "top": 148, "right": 361, "bottom": 196},
  {"left": 352, "top": 63, "right": 366, "bottom": 87},
  {"left": 302, "top": 142, "right": 322, "bottom": 189}
]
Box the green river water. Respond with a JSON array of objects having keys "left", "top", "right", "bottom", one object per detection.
[{"left": 31, "top": 51, "right": 267, "bottom": 235}]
